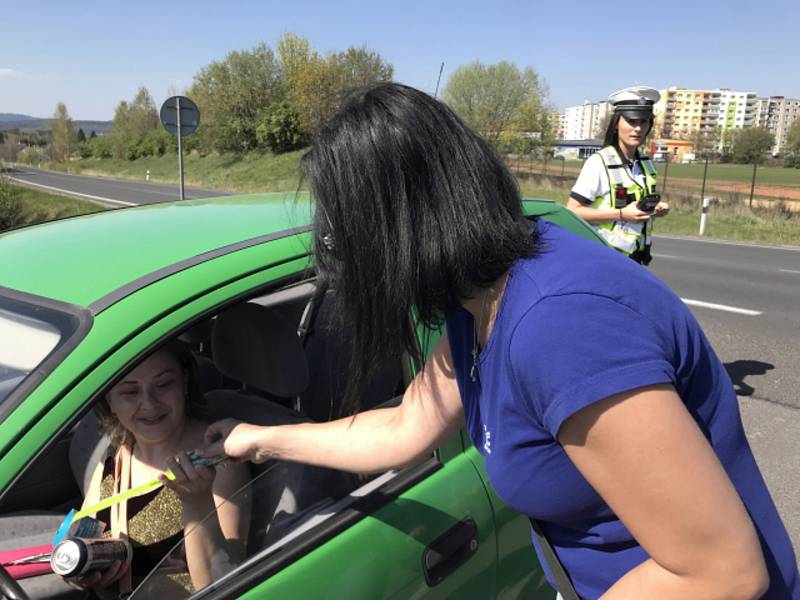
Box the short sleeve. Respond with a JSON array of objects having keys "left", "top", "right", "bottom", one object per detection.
[
  {"left": 509, "top": 293, "right": 675, "bottom": 438},
  {"left": 570, "top": 154, "right": 606, "bottom": 205}
]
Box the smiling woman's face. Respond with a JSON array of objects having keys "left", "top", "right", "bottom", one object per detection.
[{"left": 106, "top": 348, "right": 186, "bottom": 446}]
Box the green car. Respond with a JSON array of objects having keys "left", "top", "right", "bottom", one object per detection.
[{"left": 0, "top": 194, "right": 602, "bottom": 599}]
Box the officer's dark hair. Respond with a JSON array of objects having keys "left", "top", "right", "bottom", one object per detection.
[
  {"left": 301, "top": 82, "right": 538, "bottom": 408},
  {"left": 604, "top": 113, "right": 654, "bottom": 147}
]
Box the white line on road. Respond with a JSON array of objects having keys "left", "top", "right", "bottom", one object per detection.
[
  {"left": 7, "top": 177, "right": 136, "bottom": 206},
  {"left": 652, "top": 253, "right": 678, "bottom": 259},
  {"left": 779, "top": 269, "right": 800, "bottom": 275},
  {"left": 656, "top": 234, "right": 800, "bottom": 253},
  {"left": 680, "top": 298, "right": 762, "bottom": 316}
]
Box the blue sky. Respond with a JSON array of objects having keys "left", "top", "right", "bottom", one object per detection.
[{"left": 1, "top": 0, "right": 798, "bottom": 120}]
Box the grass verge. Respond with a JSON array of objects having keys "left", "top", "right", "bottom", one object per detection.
[
  {"left": 4, "top": 184, "right": 104, "bottom": 229},
  {"left": 519, "top": 179, "right": 800, "bottom": 246}
]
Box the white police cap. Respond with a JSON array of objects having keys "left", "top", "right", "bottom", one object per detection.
[{"left": 608, "top": 86, "right": 660, "bottom": 119}]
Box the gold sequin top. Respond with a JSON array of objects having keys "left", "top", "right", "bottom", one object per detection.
[{"left": 97, "top": 458, "right": 193, "bottom": 593}]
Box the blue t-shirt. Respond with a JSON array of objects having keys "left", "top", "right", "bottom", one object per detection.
[{"left": 447, "top": 221, "right": 798, "bottom": 599}]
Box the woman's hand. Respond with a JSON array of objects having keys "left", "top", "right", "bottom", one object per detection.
[
  {"left": 620, "top": 203, "right": 652, "bottom": 222},
  {"left": 203, "top": 419, "right": 272, "bottom": 464},
  {"left": 160, "top": 451, "right": 216, "bottom": 504},
  {"left": 65, "top": 559, "right": 130, "bottom": 590},
  {"left": 653, "top": 201, "right": 670, "bottom": 217}
]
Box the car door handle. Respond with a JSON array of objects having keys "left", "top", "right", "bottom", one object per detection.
[{"left": 421, "top": 517, "right": 479, "bottom": 586}]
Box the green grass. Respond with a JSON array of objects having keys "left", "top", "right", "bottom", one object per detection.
[
  {"left": 5, "top": 184, "right": 105, "bottom": 228},
  {"left": 17, "top": 185, "right": 105, "bottom": 223},
  {"left": 44, "top": 150, "right": 305, "bottom": 194},
  {"left": 519, "top": 181, "right": 800, "bottom": 246}
]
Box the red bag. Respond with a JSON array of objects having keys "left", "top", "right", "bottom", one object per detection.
[{"left": 0, "top": 544, "right": 53, "bottom": 579}]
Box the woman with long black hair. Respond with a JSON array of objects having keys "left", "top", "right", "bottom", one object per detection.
[
  {"left": 566, "top": 87, "right": 669, "bottom": 265},
  {"left": 204, "top": 82, "right": 797, "bottom": 599}
]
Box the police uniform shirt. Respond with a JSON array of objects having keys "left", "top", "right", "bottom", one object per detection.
[{"left": 569, "top": 150, "right": 647, "bottom": 206}]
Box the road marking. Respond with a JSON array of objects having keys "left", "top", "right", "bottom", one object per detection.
[
  {"left": 652, "top": 253, "right": 678, "bottom": 259},
  {"left": 7, "top": 176, "right": 136, "bottom": 206},
  {"left": 680, "top": 298, "right": 762, "bottom": 316},
  {"left": 779, "top": 269, "right": 800, "bottom": 275},
  {"left": 656, "top": 234, "right": 800, "bottom": 252}
]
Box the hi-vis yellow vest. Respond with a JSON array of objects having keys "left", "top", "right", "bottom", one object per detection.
[{"left": 591, "top": 146, "right": 658, "bottom": 255}]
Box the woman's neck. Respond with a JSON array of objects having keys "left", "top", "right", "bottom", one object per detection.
[
  {"left": 618, "top": 142, "right": 638, "bottom": 162},
  {"left": 462, "top": 272, "right": 509, "bottom": 347},
  {"left": 132, "top": 422, "right": 189, "bottom": 467}
]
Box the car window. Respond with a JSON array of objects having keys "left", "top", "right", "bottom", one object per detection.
[
  {"left": 0, "top": 300, "right": 65, "bottom": 405},
  {"left": 0, "top": 279, "right": 414, "bottom": 599}
]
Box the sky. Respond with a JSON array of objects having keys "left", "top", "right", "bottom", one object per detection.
[{"left": 1, "top": 0, "right": 798, "bottom": 121}]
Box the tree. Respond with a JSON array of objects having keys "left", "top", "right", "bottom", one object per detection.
[
  {"left": 785, "top": 118, "right": 800, "bottom": 158},
  {"left": 76, "top": 128, "right": 86, "bottom": 143},
  {"left": 277, "top": 32, "right": 311, "bottom": 92},
  {"left": 732, "top": 127, "right": 774, "bottom": 164},
  {"left": 110, "top": 87, "right": 160, "bottom": 159},
  {"left": 0, "top": 131, "right": 5, "bottom": 145},
  {"left": 189, "top": 42, "right": 286, "bottom": 153},
  {"left": 443, "top": 61, "right": 549, "bottom": 146},
  {"left": 690, "top": 128, "right": 721, "bottom": 158},
  {"left": 50, "top": 102, "right": 76, "bottom": 162},
  {"left": 335, "top": 46, "right": 393, "bottom": 90},
  {"left": 256, "top": 100, "right": 304, "bottom": 153}
]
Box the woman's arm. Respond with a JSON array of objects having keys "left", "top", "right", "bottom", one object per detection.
[
  {"left": 162, "top": 457, "right": 251, "bottom": 590},
  {"left": 559, "top": 383, "right": 769, "bottom": 600},
  {"left": 566, "top": 197, "right": 651, "bottom": 225},
  {"left": 203, "top": 336, "right": 465, "bottom": 474}
]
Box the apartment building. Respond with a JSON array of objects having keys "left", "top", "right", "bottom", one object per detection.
[
  {"left": 550, "top": 111, "right": 567, "bottom": 141},
  {"left": 653, "top": 87, "right": 722, "bottom": 140},
  {"left": 563, "top": 101, "right": 610, "bottom": 140},
  {"left": 755, "top": 96, "right": 800, "bottom": 153},
  {"left": 718, "top": 89, "right": 758, "bottom": 131}
]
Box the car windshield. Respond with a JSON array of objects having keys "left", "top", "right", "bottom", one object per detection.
[{"left": 0, "top": 305, "right": 63, "bottom": 405}]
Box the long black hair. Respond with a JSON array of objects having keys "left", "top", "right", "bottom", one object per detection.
[
  {"left": 603, "top": 113, "right": 654, "bottom": 147},
  {"left": 301, "top": 82, "right": 537, "bottom": 405}
]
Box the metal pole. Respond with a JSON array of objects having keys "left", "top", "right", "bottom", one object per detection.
[
  {"left": 433, "top": 62, "right": 444, "bottom": 99},
  {"left": 561, "top": 158, "right": 565, "bottom": 176},
  {"left": 662, "top": 157, "right": 669, "bottom": 193},
  {"left": 699, "top": 197, "right": 710, "bottom": 235},
  {"left": 177, "top": 97, "right": 185, "bottom": 201},
  {"left": 700, "top": 154, "right": 709, "bottom": 203},
  {"left": 748, "top": 161, "right": 757, "bottom": 209}
]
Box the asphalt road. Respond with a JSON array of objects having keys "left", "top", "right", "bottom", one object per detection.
[
  {"left": 650, "top": 234, "right": 800, "bottom": 554},
  {"left": 6, "top": 165, "right": 229, "bottom": 206}
]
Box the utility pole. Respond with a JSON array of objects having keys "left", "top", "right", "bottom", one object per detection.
[
  {"left": 749, "top": 161, "right": 758, "bottom": 208},
  {"left": 699, "top": 153, "right": 710, "bottom": 203}
]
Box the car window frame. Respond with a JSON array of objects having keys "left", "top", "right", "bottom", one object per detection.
[{"left": 0, "top": 286, "right": 93, "bottom": 424}]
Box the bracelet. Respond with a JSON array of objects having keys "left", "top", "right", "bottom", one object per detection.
[{"left": 618, "top": 209, "right": 623, "bottom": 221}]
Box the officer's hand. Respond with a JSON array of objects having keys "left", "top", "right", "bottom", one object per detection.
[
  {"left": 653, "top": 201, "right": 670, "bottom": 217},
  {"left": 620, "top": 203, "right": 651, "bottom": 222}
]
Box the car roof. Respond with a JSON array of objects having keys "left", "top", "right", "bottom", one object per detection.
[{"left": 0, "top": 193, "right": 312, "bottom": 309}]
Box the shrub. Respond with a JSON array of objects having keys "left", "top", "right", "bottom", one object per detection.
[
  {"left": 0, "top": 174, "right": 25, "bottom": 231},
  {"left": 256, "top": 101, "right": 306, "bottom": 153}
]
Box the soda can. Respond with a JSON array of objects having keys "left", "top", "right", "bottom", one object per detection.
[{"left": 50, "top": 537, "right": 132, "bottom": 577}]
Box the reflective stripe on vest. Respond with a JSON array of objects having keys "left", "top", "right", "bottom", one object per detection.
[{"left": 591, "top": 146, "right": 657, "bottom": 256}]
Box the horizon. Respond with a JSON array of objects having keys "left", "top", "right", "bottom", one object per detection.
[{"left": 2, "top": 0, "right": 798, "bottom": 121}]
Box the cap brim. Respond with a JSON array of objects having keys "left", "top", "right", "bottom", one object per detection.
[{"left": 617, "top": 108, "right": 653, "bottom": 120}]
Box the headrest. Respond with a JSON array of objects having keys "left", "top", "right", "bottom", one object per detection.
[{"left": 212, "top": 303, "right": 309, "bottom": 397}]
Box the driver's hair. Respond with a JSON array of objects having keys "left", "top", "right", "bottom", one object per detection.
[
  {"left": 301, "top": 82, "right": 539, "bottom": 411},
  {"left": 94, "top": 340, "right": 204, "bottom": 448}
]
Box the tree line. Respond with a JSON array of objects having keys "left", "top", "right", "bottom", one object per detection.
[{"left": 3, "top": 33, "right": 556, "bottom": 165}]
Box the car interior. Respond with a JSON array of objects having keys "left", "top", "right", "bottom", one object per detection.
[{"left": 0, "top": 278, "right": 410, "bottom": 599}]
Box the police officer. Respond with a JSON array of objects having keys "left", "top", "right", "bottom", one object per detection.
[{"left": 566, "top": 86, "right": 669, "bottom": 265}]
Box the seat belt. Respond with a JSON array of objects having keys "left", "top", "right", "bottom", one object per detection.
[{"left": 529, "top": 518, "right": 580, "bottom": 600}]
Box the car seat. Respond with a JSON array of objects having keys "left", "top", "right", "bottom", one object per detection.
[{"left": 206, "top": 302, "right": 354, "bottom": 555}]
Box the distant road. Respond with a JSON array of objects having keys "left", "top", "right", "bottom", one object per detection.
[{"left": 6, "top": 165, "right": 230, "bottom": 206}]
